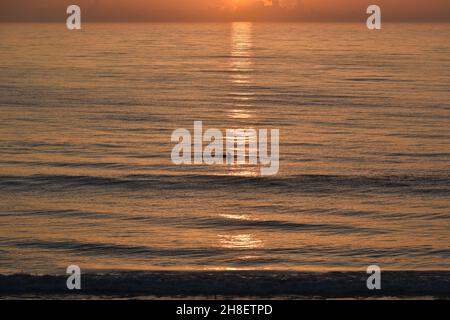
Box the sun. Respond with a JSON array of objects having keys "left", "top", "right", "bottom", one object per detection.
[{"left": 232, "top": 0, "right": 276, "bottom": 7}]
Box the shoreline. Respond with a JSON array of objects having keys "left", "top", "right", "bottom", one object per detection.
[{"left": 1, "top": 271, "right": 449, "bottom": 299}]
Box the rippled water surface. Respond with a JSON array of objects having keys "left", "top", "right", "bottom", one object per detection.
[{"left": 0, "top": 23, "right": 449, "bottom": 274}]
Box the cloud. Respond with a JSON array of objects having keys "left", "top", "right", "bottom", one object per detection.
[{"left": 0, "top": 0, "right": 449, "bottom": 22}]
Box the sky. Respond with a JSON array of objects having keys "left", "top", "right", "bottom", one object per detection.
[{"left": 1, "top": 0, "right": 450, "bottom": 22}]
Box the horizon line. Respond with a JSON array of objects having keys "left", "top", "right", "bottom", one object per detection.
[{"left": 2, "top": 19, "right": 450, "bottom": 23}]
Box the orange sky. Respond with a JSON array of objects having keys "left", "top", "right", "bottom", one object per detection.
[{"left": 1, "top": 0, "right": 450, "bottom": 22}]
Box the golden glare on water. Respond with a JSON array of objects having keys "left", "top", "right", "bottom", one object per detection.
[
  {"left": 229, "top": 108, "right": 253, "bottom": 119},
  {"left": 218, "top": 214, "right": 254, "bottom": 221},
  {"left": 229, "top": 21, "right": 254, "bottom": 115},
  {"left": 230, "top": 22, "right": 253, "bottom": 81},
  {"left": 224, "top": 22, "right": 261, "bottom": 178},
  {"left": 217, "top": 214, "right": 263, "bottom": 256},
  {"left": 219, "top": 234, "right": 264, "bottom": 249}
]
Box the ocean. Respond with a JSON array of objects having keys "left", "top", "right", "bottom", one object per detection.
[{"left": 0, "top": 23, "right": 449, "bottom": 295}]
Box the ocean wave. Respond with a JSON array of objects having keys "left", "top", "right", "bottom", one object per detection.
[
  {"left": 5, "top": 238, "right": 449, "bottom": 261},
  {"left": 125, "top": 214, "right": 384, "bottom": 235},
  {"left": 0, "top": 209, "right": 114, "bottom": 220},
  {"left": 1, "top": 173, "right": 449, "bottom": 195}
]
